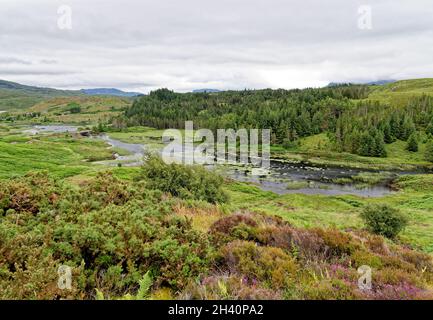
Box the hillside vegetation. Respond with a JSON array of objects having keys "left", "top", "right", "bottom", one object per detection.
[
  {"left": 368, "top": 78, "right": 433, "bottom": 106},
  {"left": 1, "top": 79, "right": 433, "bottom": 300},
  {"left": 0, "top": 80, "right": 82, "bottom": 111},
  {"left": 114, "top": 79, "right": 433, "bottom": 168},
  {"left": 1, "top": 167, "right": 432, "bottom": 300}
]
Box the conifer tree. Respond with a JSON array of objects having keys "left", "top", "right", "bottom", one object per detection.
[
  {"left": 407, "top": 133, "right": 419, "bottom": 152},
  {"left": 425, "top": 140, "right": 433, "bottom": 162}
]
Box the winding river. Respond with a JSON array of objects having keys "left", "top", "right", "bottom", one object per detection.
[{"left": 23, "top": 125, "right": 427, "bottom": 197}]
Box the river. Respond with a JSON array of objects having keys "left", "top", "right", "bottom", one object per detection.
[{"left": 23, "top": 124, "right": 425, "bottom": 197}]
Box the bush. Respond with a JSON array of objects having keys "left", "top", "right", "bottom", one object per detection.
[
  {"left": 0, "top": 171, "right": 61, "bottom": 214},
  {"left": 360, "top": 204, "right": 408, "bottom": 239},
  {"left": 139, "top": 155, "right": 228, "bottom": 204},
  {"left": 1, "top": 174, "right": 432, "bottom": 300},
  {"left": 0, "top": 171, "right": 214, "bottom": 298},
  {"left": 219, "top": 240, "right": 298, "bottom": 289}
]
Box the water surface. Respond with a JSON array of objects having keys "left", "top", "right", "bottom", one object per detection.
[{"left": 22, "top": 124, "right": 421, "bottom": 197}]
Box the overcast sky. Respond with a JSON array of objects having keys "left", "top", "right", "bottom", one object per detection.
[{"left": 0, "top": 0, "right": 432, "bottom": 93}]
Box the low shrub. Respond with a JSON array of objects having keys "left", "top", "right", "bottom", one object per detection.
[
  {"left": 219, "top": 240, "right": 298, "bottom": 289},
  {"left": 360, "top": 204, "right": 408, "bottom": 239},
  {"left": 0, "top": 171, "right": 214, "bottom": 298},
  {"left": 313, "top": 228, "right": 359, "bottom": 258},
  {"left": 0, "top": 171, "right": 61, "bottom": 215},
  {"left": 350, "top": 250, "right": 383, "bottom": 269},
  {"left": 1, "top": 174, "right": 432, "bottom": 300},
  {"left": 302, "top": 278, "right": 362, "bottom": 300},
  {"left": 139, "top": 155, "right": 228, "bottom": 204}
]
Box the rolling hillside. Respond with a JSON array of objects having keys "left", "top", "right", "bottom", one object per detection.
[
  {"left": 366, "top": 78, "right": 433, "bottom": 106},
  {"left": 0, "top": 80, "right": 142, "bottom": 111},
  {"left": 0, "top": 80, "right": 82, "bottom": 111}
]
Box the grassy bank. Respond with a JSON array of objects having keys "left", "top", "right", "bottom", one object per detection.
[{"left": 273, "top": 133, "right": 433, "bottom": 171}]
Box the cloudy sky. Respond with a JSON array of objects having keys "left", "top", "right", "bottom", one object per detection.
[{"left": 0, "top": 0, "right": 433, "bottom": 93}]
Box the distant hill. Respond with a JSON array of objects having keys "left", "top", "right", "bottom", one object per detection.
[
  {"left": 192, "top": 89, "right": 222, "bottom": 93},
  {"left": 0, "top": 80, "right": 141, "bottom": 111},
  {"left": 0, "top": 79, "right": 81, "bottom": 111},
  {"left": 80, "top": 88, "right": 143, "bottom": 97},
  {"left": 0, "top": 79, "right": 80, "bottom": 96}
]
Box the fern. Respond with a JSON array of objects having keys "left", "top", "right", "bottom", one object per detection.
[{"left": 136, "top": 271, "right": 153, "bottom": 300}]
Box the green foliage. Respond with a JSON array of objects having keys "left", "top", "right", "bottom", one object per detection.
[
  {"left": 1, "top": 175, "right": 432, "bottom": 299},
  {"left": 67, "top": 102, "right": 82, "bottom": 114},
  {"left": 360, "top": 204, "right": 409, "bottom": 239},
  {"left": 219, "top": 240, "right": 298, "bottom": 289},
  {"left": 117, "top": 83, "right": 433, "bottom": 160},
  {"left": 139, "top": 155, "right": 228, "bottom": 204},
  {"left": 136, "top": 271, "right": 153, "bottom": 300},
  {"left": 425, "top": 140, "right": 433, "bottom": 162},
  {"left": 0, "top": 172, "right": 213, "bottom": 299},
  {"left": 185, "top": 212, "right": 433, "bottom": 300},
  {"left": 407, "top": 133, "right": 419, "bottom": 152}
]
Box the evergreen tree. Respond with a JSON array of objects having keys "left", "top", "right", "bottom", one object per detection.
[
  {"left": 425, "top": 140, "right": 433, "bottom": 162},
  {"left": 401, "top": 117, "right": 416, "bottom": 140},
  {"left": 382, "top": 122, "right": 395, "bottom": 144},
  {"left": 427, "top": 119, "right": 433, "bottom": 136},
  {"left": 358, "top": 132, "right": 374, "bottom": 156},
  {"left": 407, "top": 133, "right": 419, "bottom": 152},
  {"left": 374, "top": 131, "right": 387, "bottom": 157}
]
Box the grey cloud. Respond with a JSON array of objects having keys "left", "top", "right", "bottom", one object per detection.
[
  {"left": 0, "top": 57, "right": 32, "bottom": 65},
  {"left": 0, "top": 0, "right": 432, "bottom": 92}
]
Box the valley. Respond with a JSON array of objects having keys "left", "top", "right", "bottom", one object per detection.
[{"left": 1, "top": 79, "right": 433, "bottom": 299}]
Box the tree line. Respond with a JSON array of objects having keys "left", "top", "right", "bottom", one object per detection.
[{"left": 112, "top": 87, "right": 433, "bottom": 159}]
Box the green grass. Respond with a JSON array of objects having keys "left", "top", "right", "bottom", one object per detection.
[
  {"left": 273, "top": 133, "right": 433, "bottom": 171},
  {"left": 367, "top": 78, "right": 433, "bottom": 106},
  {"left": 225, "top": 175, "right": 433, "bottom": 253},
  {"left": 107, "top": 127, "right": 168, "bottom": 150},
  {"left": 0, "top": 133, "right": 115, "bottom": 179}
]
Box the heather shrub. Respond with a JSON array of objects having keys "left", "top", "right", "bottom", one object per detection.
[
  {"left": 398, "top": 249, "right": 433, "bottom": 272},
  {"left": 350, "top": 250, "right": 383, "bottom": 269},
  {"left": 379, "top": 255, "right": 416, "bottom": 273},
  {"left": 0, "top": 171, "right": 61, "bottom": 215},
  {"left": 375, "top": 268, "right": 421, "bottom": 287},
  {"left": 360, "top": 204, "right": 408, "bottom": 239},
  {"left": 211, "top": 213, "right": 328, "bottom": 262},
  {"left": 255, "top": 225, "right": 327, "bottom": 262},
  {"left": 302, "top": 278, "right": 362, "bottom": 300},
  {"left": 209, "top": 213, "right": 258, "bottom": 244},
  {"left": 368, "top": 282, "right": 432, "bottom": 300},
  {"left": 210, "top": 213, "right": 258, "bottom": 234},
  {"left": 364, "top": 234, "right": 390, "bottom": 255},
  {"left": 219, "top": 240, "right": 298, "bottom": 289},
  {"left": 313, "top": 228, "right": 359, "bottom": 258}
]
